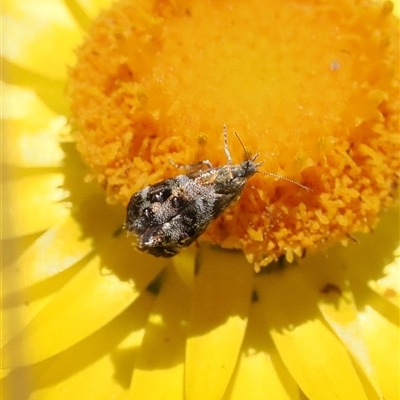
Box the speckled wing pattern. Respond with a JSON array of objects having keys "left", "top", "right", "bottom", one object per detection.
[{"left": 125, "top": 159, "right": 259, "bottom": 257}]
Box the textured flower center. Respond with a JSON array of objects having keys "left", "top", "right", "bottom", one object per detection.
[{"left": 68, "top": 0, "right": 399, "bottom": 267}]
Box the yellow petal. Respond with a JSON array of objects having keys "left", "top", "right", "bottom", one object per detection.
[
  {"left": 74, "top": 0, "right": 113, "bottom": 20},
  {"left": 2, "top": 0, "right": 82, "bottom": 79},
  {"left": 318, "top": 289, "right": 383, "bottom": 399},
  {"left": 2, "top": 59, "right": 68, "bottom": 115},
  {"left": 258, "top": 267, "right": 369, "bottom": 400},
  {"left": 297, "top": 248, "right": 384, "bottom": 398},
  {"left": 1, "top": 173, "right": 70, "bottom": 239},
  {"left": 7, "top": 194, "right": 127, "bottom": 289},
  {"left": 172, "top": 247, "right": 197, "bottom": 288},
  {"left": 130, "top": 261, "right": 194, "bottom": 399},
  {"left": 2, "top": 237, "right": 164, "bottom": 367},
  {"left": 1, "top": 271, "right": 61, "bottom": 346},
  {"left": 358, "top": 304, "right": 399, "bottom": 400},
  {"left": 185, "top": 247, "right": 254, "bottom": 400},
  {"left": 393, "top": 0, "right": 400, "bottom": 17},
  {"left": 63, "top": 0, "right": 92, "bottom": 31},
  {"left": 17, "top": 292, "right": 155, "bottom": 400},
  {"left": 369, "top": 247, "right": 400, "bottom": 307},
  {"left": 7, "top": 216, "right": 93, "bottom": 287},
  {"left": 2, "top": 83, "right": 66, "bottom": 167},
  {"left": 337, "top": 207, "right": 399, "bottom": 288},
  {"left": 224, "top": 300, "right": 299, "bottom": 400}
]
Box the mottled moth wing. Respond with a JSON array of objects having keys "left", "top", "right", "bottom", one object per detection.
[
  {"left": 125, "top": 165, "right": 248, "bottom": 257},
  {"left": 125, "top": 177, "right": 189, "bottom": 236}
]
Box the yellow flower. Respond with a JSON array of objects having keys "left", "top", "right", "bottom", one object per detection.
[
  {"left": 2, "top": 1, "right": 399, "bottom": 400},
  {"left": 68, "top": 0, "right": 399, "bottom": 268}
]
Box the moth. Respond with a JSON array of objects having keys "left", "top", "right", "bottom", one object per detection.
[{"left": 125, "top": 126, "right": 309, "bottom": 257}]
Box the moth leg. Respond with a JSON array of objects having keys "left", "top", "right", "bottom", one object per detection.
[
  {"left": 222, "top": 124, "right": 232, "bottom": 164},
  {"left": 169, "top": 159, "right": 213, "bottom": 172}
]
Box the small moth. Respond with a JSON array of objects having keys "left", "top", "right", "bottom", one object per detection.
[{"left": 125, "top": 126, "right": 309, "bottom": 257}]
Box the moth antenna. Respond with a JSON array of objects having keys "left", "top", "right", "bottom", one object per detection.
[
  {"left": 222, "top": 124, "right": 232, "bottom": 164},
  {"left": 234, "top": 131, "right": 250, "bottom": 160},
  {"left": 259, "top": 171, "right": 311, "bottom": 191}
]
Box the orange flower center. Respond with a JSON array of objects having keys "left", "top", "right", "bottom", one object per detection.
[{"left": 68, "top": 0, "right": 399, "bottom": 268}]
